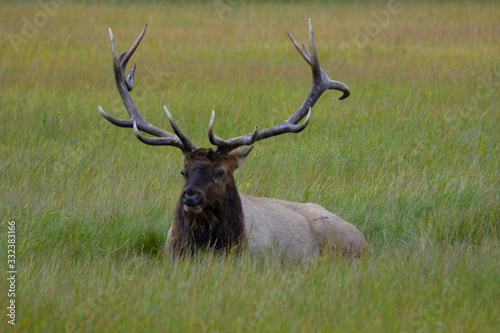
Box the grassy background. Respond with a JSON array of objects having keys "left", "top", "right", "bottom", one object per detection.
[{"left": 1, "top": 1, "right": 499, "bottom": 331}]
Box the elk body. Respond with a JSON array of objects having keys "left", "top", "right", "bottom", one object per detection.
[{"left": 99, "top": 21, "right": 367, "bottom": 261}]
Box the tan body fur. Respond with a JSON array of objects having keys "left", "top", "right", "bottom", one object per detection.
[{"left": 241, "top": 194, "right": 367, "bottom": 260}]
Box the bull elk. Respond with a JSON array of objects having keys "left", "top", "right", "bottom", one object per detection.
[{"left": 98, "top": 20, "right": 367, "bottom": 261}]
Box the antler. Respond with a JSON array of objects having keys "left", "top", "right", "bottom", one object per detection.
[
  {"left": 98, "top": 24, "right": 197, "bottom": 153},
  {"left": 209, "top": 19, "right": 350, "bottom": 155}
]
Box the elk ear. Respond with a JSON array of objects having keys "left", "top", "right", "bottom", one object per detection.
[{"left": 230, "top": 146, "right": 254, "bottom": 169}]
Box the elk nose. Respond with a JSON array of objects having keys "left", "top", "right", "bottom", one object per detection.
[{"left": 183, "top": 193, "right": 201, "bottom": 207}]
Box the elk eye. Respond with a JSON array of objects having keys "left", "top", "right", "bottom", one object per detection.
[{"left": 215, "top": 170, "right": 225, "bottom": 179}]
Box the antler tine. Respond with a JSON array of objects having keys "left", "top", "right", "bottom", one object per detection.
[
  {"left": 132, "top": 121, "right": 184, "bottom": 149},
  {"left": 120, "top": 24, "right": 147, "bottom": 69},
  {"left": 209, "top": 19, "right": 349, "bottom": 155},
  {"left": 98, "top": 24, "right": 197, "bottom": 153},
  {"left": 125, "top": 63, "right": 136, "bottom": 91},
  {"left": 164, "top": 106, "right": 198, "bottom": 152},
  {"left": 209, "top": 111, "right": 259, "bottom": 154},
  {"left": 119, "top": 24, "right": 146, "bottom": 91},
  {"left": 287, "top": 31, "right": 312, "bottom": 66},
  {"left": 307, "top": 18, "right": 322, "bottom": 81}
]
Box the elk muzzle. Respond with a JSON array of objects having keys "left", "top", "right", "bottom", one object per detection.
[{"left": 182, "top": 189, "right": 203, "bottom": 214}]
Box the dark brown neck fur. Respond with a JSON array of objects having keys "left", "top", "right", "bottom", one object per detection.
[
  {"left": 172, "top": 186, "right": 246, "bottom": 256},
  {"left": 169, "top": 148, "right": 249, "bottom": 256}
]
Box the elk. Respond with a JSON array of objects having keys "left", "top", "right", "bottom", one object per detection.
[{"left": 98, "top": 20, "right": 367, "bottom": 261}]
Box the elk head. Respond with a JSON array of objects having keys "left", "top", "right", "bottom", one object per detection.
[
  {"left": 180, "top": 147, "right": 253, "bottom": 215},
  {"left": 98, "top": 20, "right": 350, "bottom": 236}
]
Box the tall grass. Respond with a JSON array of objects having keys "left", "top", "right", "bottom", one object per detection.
[{"left": 1, "top": 1, "right": 499, "bottom": 332}]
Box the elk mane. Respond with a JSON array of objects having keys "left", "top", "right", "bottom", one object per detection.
[{"left": 174, "top": 179, "right": 247, "bottom": 254}]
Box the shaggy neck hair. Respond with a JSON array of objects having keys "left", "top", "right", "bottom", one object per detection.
[{"left": 173, "top": 178, "right": 247, "bottom": 256}]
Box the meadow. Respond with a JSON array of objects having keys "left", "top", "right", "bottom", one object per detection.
[{"left": 1, "top": 0, "right": 499, "bottom": 331}]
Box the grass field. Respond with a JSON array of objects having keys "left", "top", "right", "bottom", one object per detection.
[{"left": 1, "top": 0, "right": 499, "bottom": 332}]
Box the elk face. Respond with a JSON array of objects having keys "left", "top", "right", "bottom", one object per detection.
[{"left": 180, "top": 147, "right": 253, "bottom": 214}]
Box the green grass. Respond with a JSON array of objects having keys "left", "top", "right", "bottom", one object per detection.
[{"left": 1, "top": 1, "right": 499, "bottom": 332}]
